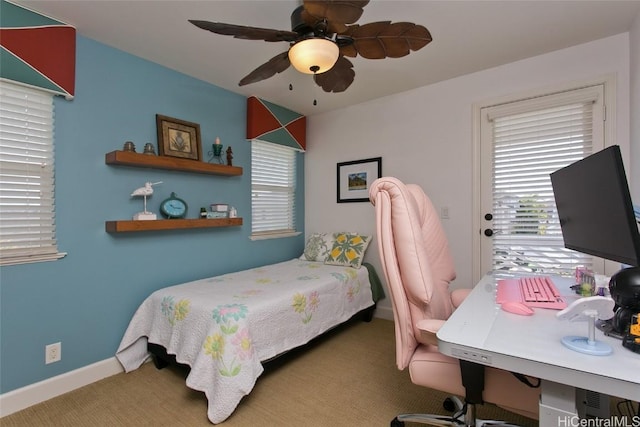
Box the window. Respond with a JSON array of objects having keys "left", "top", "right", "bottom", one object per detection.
[
  {"left": 478, "top": 84, "right": 606, "bottom": 277},
  {"left": 251, "top": 140, "right": 298, "bottom": 239},
  {"left": 0, "top": 81, "right": 65, "bottom": 266}
]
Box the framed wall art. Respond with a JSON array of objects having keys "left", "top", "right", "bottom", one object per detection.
[
  {"left": 337, "top": 157, "right": 382, "bottom": 203},
  {"left": 156, "top": 114, "right": 202, "bottom": 161}
]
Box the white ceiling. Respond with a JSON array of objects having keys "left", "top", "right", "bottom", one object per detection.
[{"left": 12, "top": 0, "right": 640, "bottom": 116}]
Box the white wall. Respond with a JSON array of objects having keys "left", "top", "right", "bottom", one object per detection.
[
  {"left": 630, "top": 12, "right": 640, "bottom": 200},
  {"left": 305, "top": 34, "right": 632, "bottom": 319}
]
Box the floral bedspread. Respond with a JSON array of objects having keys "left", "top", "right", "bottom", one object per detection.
[{"left": 115, "top": 259, "right": 375, "bottom": 424}]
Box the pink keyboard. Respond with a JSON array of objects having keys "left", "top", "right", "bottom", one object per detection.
[{"left": 497, "top": 276, "right": 567, "bottom": 310}]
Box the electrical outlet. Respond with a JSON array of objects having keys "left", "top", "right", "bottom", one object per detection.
[
  {"left": 440, "top": 207, "right": 450, "bottom": 219},
  {"left": 45, "top": 342, "right": 61, "bottom": 364}
]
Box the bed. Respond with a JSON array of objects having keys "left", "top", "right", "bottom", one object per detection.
[{"left": 115, "top": 257, "right": 383, "bottom": 424}]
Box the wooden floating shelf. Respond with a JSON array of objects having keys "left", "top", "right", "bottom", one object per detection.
[
  {"left": 105, "top": 150, "right": 242, "bottom": 176},
  {"left": 106, "top": 217, "right": 243, "bottom": 233}
]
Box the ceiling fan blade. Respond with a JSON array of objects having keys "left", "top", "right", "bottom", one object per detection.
[
  {"left": 341, "top": 21, "right": 432, "bottom": 59},
  {"left": 313, "top": 56, "right": 355, "bottom": 93},
  {"left": 302, "top": 1, "right": 370, "bottom": 34},
  {"left": 189, "top": 20, "right": 299, "bottom": 42},
  {"left": 239, "top": 51, "right": 291, "bottom": 86}
]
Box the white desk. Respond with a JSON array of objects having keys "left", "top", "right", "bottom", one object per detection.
[{"left": 437, "top": 272, "right": 639, "bottom": 423}]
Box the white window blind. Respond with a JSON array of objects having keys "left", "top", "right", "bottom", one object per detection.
[
  {"left": 251, "top": 140, "right": 297, "bottom": 238},
  {"left": 0, "top": 81, "right": 65, "bottom": 265},
  {"left": 487, "top": 87, "right": 602, "bottom": 276}
]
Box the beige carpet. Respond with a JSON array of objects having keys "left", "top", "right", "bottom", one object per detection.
[{"left": 2, "top": 318, "right": 540, "bottom": 427}]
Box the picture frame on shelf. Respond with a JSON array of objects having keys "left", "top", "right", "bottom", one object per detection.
[
  {"left": 337, "top": 157, "right": 382, "bottom": 203},
  {"left": 156, "top": 114, "right": 202, "bottom": 161}
]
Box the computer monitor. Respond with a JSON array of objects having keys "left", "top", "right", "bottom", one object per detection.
[{"left": 550, "top": 145, "right": 640, "bottom": 267}]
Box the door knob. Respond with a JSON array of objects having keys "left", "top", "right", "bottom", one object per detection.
[
  {"left": 484, "top": 213, "right": 493, "bottom": 221},
  {"left": 484, "top": 229, "right": 493, "bottom": 237}
]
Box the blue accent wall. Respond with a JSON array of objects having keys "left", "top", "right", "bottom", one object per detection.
[{"left": 0, "top": 36, "right": 305, "bottom": 393}]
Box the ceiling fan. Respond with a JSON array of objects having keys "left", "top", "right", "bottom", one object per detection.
[{"left": 189, "top": 0, "right": 432, "bottom": 93}]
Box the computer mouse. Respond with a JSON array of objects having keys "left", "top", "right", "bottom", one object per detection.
[{"left": 501, "top": 301, "right": 535, "bottom": 316}]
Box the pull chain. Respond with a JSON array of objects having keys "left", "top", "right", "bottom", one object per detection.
[
  {"left": 312, "top": 73, "right": 318, "bottom": 106},
  {"left": 288, "top": 78, "right": 318, "bottom": 106}
]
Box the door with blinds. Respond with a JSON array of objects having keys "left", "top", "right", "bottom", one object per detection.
[{"left": 479, "top": 85, "right": 605, "bottom": 277}]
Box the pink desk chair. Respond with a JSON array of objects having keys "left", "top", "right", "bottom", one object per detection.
[{"left": 369, "top": 177, "right": 540, "bottom": 427}]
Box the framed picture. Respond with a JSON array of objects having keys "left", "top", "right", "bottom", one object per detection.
[
  {"left": 337, "top": 157, "right": 382, "bottom": 203},
  {"left": 156, "top": 114, "right": 202, "bottom": 161}
]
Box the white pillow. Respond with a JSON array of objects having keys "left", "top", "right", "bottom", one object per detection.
[{"left": 300, "top": 232, "right": 334, "bottom": 262}]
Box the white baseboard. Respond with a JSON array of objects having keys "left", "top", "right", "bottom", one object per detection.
[
  {"left": 0, "top": 357, "right": 124, "bottom": 418},
  {"left": 1, "top": 312, "right": 394, "bottom": 419}
]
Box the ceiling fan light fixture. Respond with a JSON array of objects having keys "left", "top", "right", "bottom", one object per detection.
[{"left": 288, "top": 38, "right": 339, "bottom": 74}]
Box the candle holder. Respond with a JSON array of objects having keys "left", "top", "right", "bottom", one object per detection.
[{"left": 208, "top": 143, "right": 224, "bottom": 164}]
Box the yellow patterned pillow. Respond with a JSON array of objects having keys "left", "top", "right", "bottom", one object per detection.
[{"left": 324, "top": 232, "right": 371, "bottom": 268}]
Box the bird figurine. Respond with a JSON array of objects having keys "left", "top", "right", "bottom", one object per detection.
[
  {"left": 131, "top": 181, "right": 161, "bottom": 197},
  {"left": 131, "top": 181, "right": 162, "bottom": 220}
]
